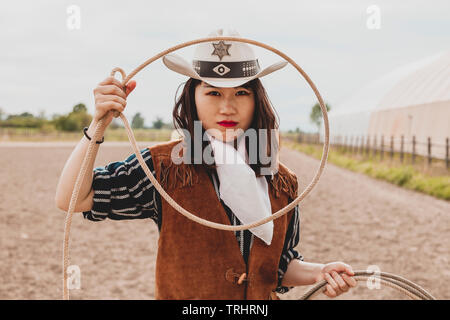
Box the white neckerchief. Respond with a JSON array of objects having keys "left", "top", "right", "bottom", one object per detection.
[{"left": 205, "top": 132, "right": 273, "bottom": 245}]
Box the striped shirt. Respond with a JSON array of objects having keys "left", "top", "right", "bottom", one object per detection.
[{"left": 83, "top": 148, "right": 303, "bottom": 294}]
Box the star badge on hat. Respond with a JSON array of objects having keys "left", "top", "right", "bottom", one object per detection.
[{"left": 211, "top": 40, "right": 232, "bottom": 61}]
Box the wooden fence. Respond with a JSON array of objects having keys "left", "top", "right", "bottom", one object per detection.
[{"left": 291, "top": 133, "right": 449, "bottom": 170}]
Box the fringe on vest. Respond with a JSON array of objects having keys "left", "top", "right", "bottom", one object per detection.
[
  {"left": 269, "top": 168, "right": 298, "bottom": 201},
  {"left": 152, "top": 141, "right": 299, "bottom": 200},
  {"left": 158, "top": 157, "right": 200, "bottom": 190},
  {"left": 158, "top": 156, "right": 298, "bottom": 199}
]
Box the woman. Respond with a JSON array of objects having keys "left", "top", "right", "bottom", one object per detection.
[{"left": 55, "top": 29, "right": 357, "bottom": 299}]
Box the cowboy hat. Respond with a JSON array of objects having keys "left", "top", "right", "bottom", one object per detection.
[{"left": 162, "top": 28, "right": 288, "bottom": 88}]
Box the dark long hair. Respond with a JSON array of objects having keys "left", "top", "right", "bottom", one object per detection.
[{"left": 172, "top": 78, "right": 280, "bottom": 177}]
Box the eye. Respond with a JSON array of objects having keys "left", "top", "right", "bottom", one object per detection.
[
  {"left": 207, "top": 91, "right": 220, "bottom": 96},
  {"left": 236, "top": 90, "right": 250, "bottom": 96}
]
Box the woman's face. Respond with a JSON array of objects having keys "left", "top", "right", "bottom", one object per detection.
[{"left": 195, "top": 81, "right": 255, "bottom": 142}]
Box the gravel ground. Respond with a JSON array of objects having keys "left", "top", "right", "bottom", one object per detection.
[{"left": 0, "top": 142, "right": 448, "bottom": 300}]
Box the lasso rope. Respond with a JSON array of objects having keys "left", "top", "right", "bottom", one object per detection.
[
  {"left": 300, "top": 270, "right": 436, "bottom": 300},
  {"left": 62, "top": 36, "right": 435, "bottom": 300}
]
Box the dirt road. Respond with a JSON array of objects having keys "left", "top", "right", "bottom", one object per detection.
[{"left": 0, "top": 142, "right": 448, "bottom": 299}]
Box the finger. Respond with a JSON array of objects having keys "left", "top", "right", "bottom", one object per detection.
[
  {"left": 96, "top": 94, "right": 127, "bottom": 107},
  {"left": 324, "top": 272, "right": 340, "bottom": 293},
  {"left": 324, "top": 284, "right": 337, "bottom": 298},
  {"left": 96, "top": 101, "right": 125, "bottom": 114},
  {"left": 331, "top": 271, "right": 349, "bottom": 292},
  {"left": 342, "top": 273, "right": 358, "bottom": 288},
  {"left": 99, "top": 76, "right": 125, "bottom": 89},
  {"left": 323, "top": 288, "right": 332, "bottom": 298},
  {"left": 337, "top": 262, "right": 355, "bottom": 276},
  {"left": 98, "top": 85, "right": 126, "bottom": 99},
  {"left": 326, "top": 263, "right": 355, "bottom": 276},
  {"left": 125, "top": 80, "right": 137, "bottom": 96},
  {"left": 345, "top": 265, "right": 355, "bottom": 276}
]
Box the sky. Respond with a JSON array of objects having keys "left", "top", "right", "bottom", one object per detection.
[{"left": 1, "top": 0, "right": 449, "bottom": 132}]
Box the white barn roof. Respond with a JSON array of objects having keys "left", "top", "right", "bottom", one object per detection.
[
  {"left": 326, "top": 51, "right": 450, "bottom": 159},
  {"left": 378, "top": 51, "right": 450, "bottom": 110},
  {"left": 332, "top": 51, "right": 449, "bottom": 115}
]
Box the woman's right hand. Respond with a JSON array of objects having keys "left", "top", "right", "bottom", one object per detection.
[{"left": 93, "top": 76, "right": 137, "bottom": 126}]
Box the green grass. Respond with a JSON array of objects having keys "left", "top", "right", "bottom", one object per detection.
[
  {"left": 0, "top": 127, "right": 172, "bottom": 142},
  {"left": 284, "top": 140, "right": 450, "bottom": 201}
]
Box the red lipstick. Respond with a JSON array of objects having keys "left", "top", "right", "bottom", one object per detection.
[{"left": 217, "top": 121, "right": 238, "bottom": 127}]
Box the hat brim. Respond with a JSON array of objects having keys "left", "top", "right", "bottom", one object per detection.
[{"left": 162, "top": 54, "right": 288, "bottom": 88}]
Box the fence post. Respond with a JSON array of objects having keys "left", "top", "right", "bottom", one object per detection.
[
  {"left": 352, "top": 136, "right": 355, "bottom": 154},
  {"left": 342, "top": 136, "right": 347, "bottom": 154},
  {"left": 359, "top": 136, "right": 364, "bottom": 154},
  {"left": 357, "top": 135, "right": 361, "bottom": 155},
  {"left": 446, "top": 137, "right": 449, "bottom": 170},
  {"left": 364, "top": 135, "right": 368, "bottom": 157},
  {"left": 427, "top": 137, "right": 432, "bottom": 166},
  {"left": 362, "top": 135, "right": 365, "bottom": 156},
  {"left": 400, "top": 135, "right": 404, "bottom": 163},
  {"left": 373, "top": 135, "right": 377, "bottom": 158},
  {"left": 349, "top": 136, "right": 352, "bottom": 155},
  {"left": 345, "top": 136, "right": 352, "bottom": 153},
  {"left": 363, "top": 135, "right": 366, "bottom": 156},
  {"left": 412, "top": 135, "right": 416, "bottom": 165},
  {"left": 366, "top": 135, "right": 371, "bottom": 157},
  {"left": 380, "top": 135, "right": 384, "bottom": 161},
  {"left": 390, "top": 135, "right": 394, "bottom": 161}
]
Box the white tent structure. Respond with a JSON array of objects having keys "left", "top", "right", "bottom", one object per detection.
[{"left": 327, "top": 51, "right": 450, "bottom": 159}]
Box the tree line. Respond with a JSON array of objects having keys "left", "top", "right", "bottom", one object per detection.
[
  {"left": 0, "top": 104, "right": 172, "bottom": 131},
  {"left": 0, "top": 102, "right": 329, "bottom": 132}
]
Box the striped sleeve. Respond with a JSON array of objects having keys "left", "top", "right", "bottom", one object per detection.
[
  {"left": 82, "top": 148, "right": 159, "bottom": 224},
  {"left": 275, "top": 204, "right": 304, "bottom": 294}
]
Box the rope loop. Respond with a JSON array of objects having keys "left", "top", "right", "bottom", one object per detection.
[
  {"left": 100, "top": 36, "right": 331, "bottom": 232},
  {"left": 110, "top": 67, "right": 127, "bottom": 82},
  {"left": 109, "top": 67, "right": 127, "bottom": 118}
]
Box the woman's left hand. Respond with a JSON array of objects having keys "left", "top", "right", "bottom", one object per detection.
[{"left": 315, "top": 262, "right": 357, "bottom": 298}]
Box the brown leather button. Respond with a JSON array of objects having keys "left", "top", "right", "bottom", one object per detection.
[
  {"left": 237, "top": 273, "right": 247, "bottom": 285},
  {"left": 225, "top": 268, "right": 247, "bottom": 285}
]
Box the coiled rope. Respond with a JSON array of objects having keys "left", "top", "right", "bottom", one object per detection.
[
  {"left": 300, "top": 270, "right": 436, "bottom": 300},
  {"left": 62, "top": 36, "right": 434, "bottom": 300}
]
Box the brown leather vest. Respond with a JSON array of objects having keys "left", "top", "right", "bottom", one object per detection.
[{"left": 148, "top": 139, "right": 298, "bottom": 300}]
